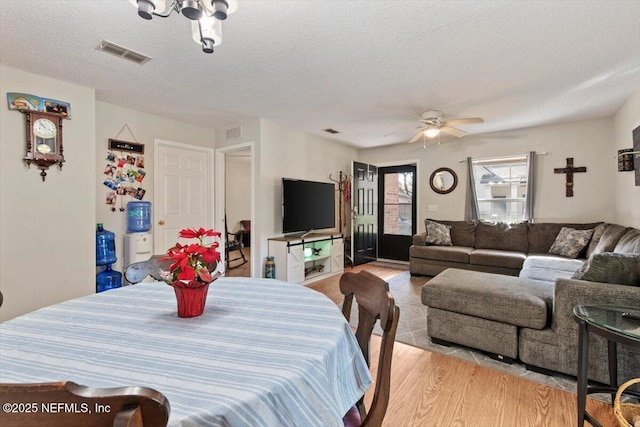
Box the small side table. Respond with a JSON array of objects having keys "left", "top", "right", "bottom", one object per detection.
[{"left": 573, "top": 305, "right": 640, "bottom": 427}]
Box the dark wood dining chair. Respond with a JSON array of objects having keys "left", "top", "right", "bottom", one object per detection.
[
  {"left": 225, "top": 215, "right": 247, "bottom": 269},
  {"left": 0, "top": 381, "right": 170, "bottom": 427},
  {"left": 124, "top": 255, "right": 173, "bottom": 284},
  {"left": 340, "top": 270, "right": 400, "bottom": 427}
]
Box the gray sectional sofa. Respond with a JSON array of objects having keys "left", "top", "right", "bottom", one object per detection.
[
  {"left": 415, "top": 220, "right": 640, "bottom": 384},
  {"left": 410, "top": 220, "right": 602, "bottom": 277}
]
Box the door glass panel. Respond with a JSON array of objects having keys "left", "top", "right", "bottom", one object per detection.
[{"left": 383, "top": 172, "right": 413, "bottom": 236}]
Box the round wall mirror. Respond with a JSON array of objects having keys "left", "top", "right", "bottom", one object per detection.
[{"left": 430, "top": 167, "right": 458, "bottom": 194}]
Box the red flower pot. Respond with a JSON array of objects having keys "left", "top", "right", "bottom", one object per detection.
[{"left": 168, "top": 280, "right": 211, "bottom": 318}]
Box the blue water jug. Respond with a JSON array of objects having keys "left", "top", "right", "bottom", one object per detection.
[
  {"left": 96, "top": 223, "right": 117, "bottom": 266},
  {"left": 96, "top": 265, "right": 122, "bottom": 293},
  {"left": 127, "top": 201, "right": 152, "bottom": 233}
]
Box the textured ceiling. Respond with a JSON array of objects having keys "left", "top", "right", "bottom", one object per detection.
[{"left": 1, "top": 1, "right": 639, "bottom": 148}]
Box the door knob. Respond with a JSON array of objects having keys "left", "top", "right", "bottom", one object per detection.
[{"left": 158, "top": 220, "right": 165, "bottom": 225}]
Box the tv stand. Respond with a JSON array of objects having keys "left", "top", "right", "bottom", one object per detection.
[
  {"left": 300, "top": 229, "right": 315, "bottom": 239},
  {"left": 268, "top": 233, "right": 344, "bottom": 285}
]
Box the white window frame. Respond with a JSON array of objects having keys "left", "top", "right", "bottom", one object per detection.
[{"left": 470, "top": 154, "right": 530, "bottom": 224}]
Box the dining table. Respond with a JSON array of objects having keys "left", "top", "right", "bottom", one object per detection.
[{"left": 0, "top": 277, "right": 372, "bottom": 426}]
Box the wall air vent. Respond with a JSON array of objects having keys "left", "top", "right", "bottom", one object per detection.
[
  {"left": 323, "top": 128, "right": 339, "bottom": 134},
  {"left": 96, "top": 40, "right": 152, "bottom": 65},
  {"left": 226, "top": 126, "right": 242, "bottom": 140}
]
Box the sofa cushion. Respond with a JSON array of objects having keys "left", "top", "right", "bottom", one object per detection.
[
  {"left": 475, "top": 221, "right": 528, "bottom": 252},
  {"left": 410, "top": 245, "right": 473, "bottom": 263},
  {"left": 422, "top": 268, "right": 549, "bottom": 329},
  {"left": 424, "top": 219, "right": 453, "bottom": 246},
  {"left": 572, "top": 252, "right": 640, "bottom": 286},
  {"left": 588, "top": 223, "right": 631, "bottom": 255},
  {"left": 412, "top": 233, "right": 426, "bottom": 246},
  {"left": 585, "top": 223, "right": 607, "bottom": 258},
  {"left": 528, "top": 222, "right": 602, "bottom": 254},
  {"left": 614, "top": 229, "right": 640, "bottom": 254},
  {"left": 428, "top": 219, "right": 476, "bottom": 247},
  {"left": 519, "top": 254, "right": 585, "bottom": 283},
  {"left": 470, "top": 249, "right": 526, "bottom": 270},
  {"left": 548, "top": 227, "right": 595, "bottom": 259}
]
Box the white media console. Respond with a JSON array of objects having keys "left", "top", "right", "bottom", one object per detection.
[{"left": 268, "top": 233, "right": 344, "bottom": 285}]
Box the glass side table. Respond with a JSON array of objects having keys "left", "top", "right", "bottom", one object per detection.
[{"left": 573, "top": 305, "right": 640, "bottom": 427}]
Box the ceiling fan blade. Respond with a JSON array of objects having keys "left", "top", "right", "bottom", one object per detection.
[
  {"left": 408, "top": 130, "right": 424, "bottom": 143},
  {"left": 444, "top": 117, "right": 484, "bottom": 126},
  {"left": 440, "top": 125, "right": 466, "bottom": 137},
  {"left": 385, "top": 125, "right": 423, "bottom": 138}
]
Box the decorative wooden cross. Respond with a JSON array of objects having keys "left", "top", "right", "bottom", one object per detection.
[{"left": 554, "top": 157, "right": 587, "bottom": 197}]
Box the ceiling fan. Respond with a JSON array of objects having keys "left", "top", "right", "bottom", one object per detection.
[{"left": 409, "top": 110, "right": 484, "bottom": 143}]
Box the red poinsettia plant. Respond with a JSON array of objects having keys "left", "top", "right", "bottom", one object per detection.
[{"left": 160, "top": 227, "right": 222, "bottom": 286}]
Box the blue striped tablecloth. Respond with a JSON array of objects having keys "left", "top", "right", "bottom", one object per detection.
[{"left": 0, "top": 278, "right": 372, "bottom": 426}]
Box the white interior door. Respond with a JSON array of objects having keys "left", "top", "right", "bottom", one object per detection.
[{"left": 154, "top": 140, "right": 213, "bottom": 254}]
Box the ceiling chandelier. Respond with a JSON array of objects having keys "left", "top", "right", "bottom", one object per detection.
[{"left": 129, "top": 0, "right": 238, "bottom": 53}]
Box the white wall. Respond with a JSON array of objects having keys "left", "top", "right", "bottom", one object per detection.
[
  {"left": 613, "top": 86, "right": 640, "bottom": 227},
  {"left": 360, "top": 117, "right": 617, "bottom": 227},
  {"left": 225, "top": 154, "right": 251, "bottom": 232},
  {"left": 215, "top": 119, "right": 261, "bottom": 275},
  {"left": 95, "top": 101, "right": 215, "bottom": 274},
  {"left": 214, "top": 118, "right": 357, "bottom": 276},
  {"left": 0, "top": 65, "right": 96, "bottom": 320},
  {"left": 257, "top": 118, "right": 358, "bottom": 272}
]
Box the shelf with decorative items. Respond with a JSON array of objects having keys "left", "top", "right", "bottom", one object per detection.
[{"left": 268, "top": 233, "right": 344, "bottom": 285}]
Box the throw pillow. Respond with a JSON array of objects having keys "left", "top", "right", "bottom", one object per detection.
[
  {"left": 548, "top": 227, "right": 594, "bottom": 259},
  {"left": 425, "top": 220, "right": 453, "bottom": 246},
  {"left": 572, "top": 252, "right": 640, "bottom": 286}
]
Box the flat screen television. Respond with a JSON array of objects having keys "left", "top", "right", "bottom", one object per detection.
[{"left": 282, "top": 178, "right": 335, "bottom": 234}]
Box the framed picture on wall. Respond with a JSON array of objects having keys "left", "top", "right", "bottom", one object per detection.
[{"left": 634, "top": 125, "right": 640, "bottom": 186}]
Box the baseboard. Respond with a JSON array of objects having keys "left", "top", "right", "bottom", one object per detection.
[
  {"left": 524, "top": 363, "right": 557, "bottom": 376},
  {"left": 431, "top": 337, "right": 514, "bottom": 364}
]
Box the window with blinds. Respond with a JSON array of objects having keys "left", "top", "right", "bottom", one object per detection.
[{"left": 471, "top": 155, "right": 529, "bottom": 223}]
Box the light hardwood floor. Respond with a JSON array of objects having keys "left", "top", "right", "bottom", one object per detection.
[
  {"left": 224, "top": 248, "right": 251, "bottom": 277},
  {"left": 308, "top": 264, "right": 617, "bottom": 427}
]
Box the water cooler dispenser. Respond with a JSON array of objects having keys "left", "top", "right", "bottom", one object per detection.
[
  {"left": 124, "top": 201, "right": 153, "bottom": 284},
  {"left": 96, "top": 223, "right": 122, "bottom": 292}
]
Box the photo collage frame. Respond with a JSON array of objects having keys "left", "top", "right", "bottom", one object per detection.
[{"left": 103, "top": 138, "right": 146, "bottom": 211}]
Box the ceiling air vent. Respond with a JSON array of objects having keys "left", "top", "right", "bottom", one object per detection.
[
  {"left": 226, "top": 126, "right": 242, "bottom": 140},
  {"left": 323, "top": 128, "right": 339, "bottom": 134},
  {"left": 96, "top": 40, "right": 152, "bottom": 65}
]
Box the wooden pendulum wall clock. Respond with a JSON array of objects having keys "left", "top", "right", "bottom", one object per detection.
[{"left": 22, "top": 110, "right": 65, "bottom": 181}]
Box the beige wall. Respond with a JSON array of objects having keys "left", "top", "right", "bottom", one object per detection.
[
  {"left": 95, "top": 101, "right": 215, "bottom": 274},
  {"left": 1, "top": 65, "right": 96, "bottom": 320},
  {"left": 257, "top": 118, "right": 358, "bottom": 272},
  {"left": 2, "top": 62, "right": 636, "bottom": 320},
  {"left": 613, "top": 86, "right": 640, "bottom": 227},
  {"left": 225, "top": 154, "right": 251, "bottom": 232},
  {"left": 215, "top": 119, "right": 261, "bottom": 275},
  {"left": 359, "top": 117, "right": 618, "bottom": 227},
  {"left": 214, "top": 118, "right": 357, "bottom": 276}
]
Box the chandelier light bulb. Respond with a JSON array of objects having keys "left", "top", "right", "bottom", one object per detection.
[
  {"left": 192, "top": 15, "right": 223, "bottom": 53},
  {"left": 129, "top": 0, "right": 166, "bottom": 20},
  {"left": 131, "top": 0, "right": 236, "bottom": 54},
  {"left": 212, "top": 0, "right": 230, "bottom": 20},
  {"left": 181, "top": 0, "right": 204, "bottom": 20}
]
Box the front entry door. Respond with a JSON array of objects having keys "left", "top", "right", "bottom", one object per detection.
[
  {"left": 154, "top": 140, "right": 213, "bottom": 253},
  {"left": 351, "top": 161, "right": 378, "bottom": 265},
  {"left": 377, "top": 164, "right": 416, "bottom": 261}
]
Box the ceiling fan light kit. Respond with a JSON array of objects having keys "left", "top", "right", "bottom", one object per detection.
[
  {"left": 424, "top": 126, "right": 440, "bottom": 138},
  {"left": 129, "top": 0, "right": 237, "bottom": 53},
  {"left": 408, "top": 110, "right": 484, "bottom": 143}
]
